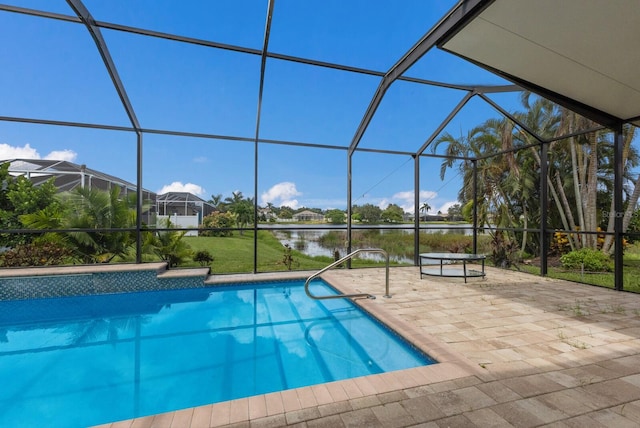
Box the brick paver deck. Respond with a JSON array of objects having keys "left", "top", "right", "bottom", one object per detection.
[{"left": 96, "top": 266, "right": 640, "bottom": 427}]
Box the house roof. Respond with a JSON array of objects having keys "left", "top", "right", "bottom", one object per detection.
[
  {"left": 5, "top": 158, "right": 155, "bottom": 196},
  {"left": 293, "top": 210, "right": 323, "bottom": 216},
  {"left": 156, "top": 192, "right": 211, "bottom": 205}
]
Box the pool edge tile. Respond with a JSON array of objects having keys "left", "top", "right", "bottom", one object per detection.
[
  {"left": 280, "top": 389, "right": 302, "bottom": 412},
  {"left": 228, "top": 398, "right": 249, "bottom": 424},
  {"left": 169, "top": 408, "right": 193, "bottom": 427},
  {"left": 264, "top": 391, "right": 285, "bottom": 416},
  {"left": 190, "top": 405, "right": 212, "bottom": 428},
  {"left": 209, "top": 400, "right": 231, "bottom": 427},
  {"left": 247, "top": 394, "right": 267, "bottom": 420}
]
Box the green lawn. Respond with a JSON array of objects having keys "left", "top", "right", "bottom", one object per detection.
[{"left": 182, "top": 231, "right": 384, "bottom": 273}]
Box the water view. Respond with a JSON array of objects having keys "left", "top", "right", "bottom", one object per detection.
[{"left": 267, "top": 224, "right": 474, "bottom": 263}]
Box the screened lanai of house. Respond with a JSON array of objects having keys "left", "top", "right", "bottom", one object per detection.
[{"left": 1, "top": 0, "right": 639, "bottom": 290}]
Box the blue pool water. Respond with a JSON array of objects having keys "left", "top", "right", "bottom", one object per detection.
[{"left": 0, "top": 279, "right": 434, "bottom": 427}]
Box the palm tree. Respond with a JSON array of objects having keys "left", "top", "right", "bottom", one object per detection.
[
  {"left": 21, "top": 186, "right": 141, "bottom": 263},
  {"left": 224, "top": 191, "right": 255, "bottom": 235},
  {"left": 143, "top": 218, "right": 192, "bottom": 267},
  {"left": 419, "top": 202, "right": 431, "bottom": 221},
  {"left": 208, "top": 193, "right": 225, "bottom": 211},
  {"left": 432, "top": 92, "right": 640, "bottom": 259}
]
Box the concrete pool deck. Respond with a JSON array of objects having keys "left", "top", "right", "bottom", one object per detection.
[{"left": 96, "top": 266, "right": 640, "bottom": 427}]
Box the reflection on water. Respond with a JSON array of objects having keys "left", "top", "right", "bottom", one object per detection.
[
  {"left": 0, "top": 281, "right": 432, "bottom": 427},
  {"left": 270, "top": 224, "right": 473, "bottom": 263}
]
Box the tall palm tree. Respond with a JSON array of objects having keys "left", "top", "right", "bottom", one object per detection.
[
  {"left": 419, "top": 202, "right": 431, "bottom": 220},
  {"left": 224, "top": 191, "right": 255, "bottom": 235}
]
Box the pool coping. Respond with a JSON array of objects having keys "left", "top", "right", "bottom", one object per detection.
[
  {"left": 0, "top": 262, "right": 168, "bottom": 278},
  {"left": 92, "top": 269, "right": 483, "bottom": 427}
]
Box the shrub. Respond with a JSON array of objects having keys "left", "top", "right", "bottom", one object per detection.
[
  {"left": 280, "top": 244, "right": 298, "bottom": 271},
  {"left": 0, "top": 242, "right": 72, "bottom": 267},
  {"left": 560, "top": 248, "right": 613, "bottom": 272},
  {"left": 200, "top": 212, "right": 235, "bottom": 237},
  {"left": 193, "top": 250, "right": 214, "bottom": 267},
  {"left": 490, "top": 230, "right": 519, "bottom": 268},
  {"left": 551, "top": 230, "right": 572, "bottom": 255}
]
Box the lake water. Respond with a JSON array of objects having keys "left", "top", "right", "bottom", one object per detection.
[{"left": 266, "top": 224, "right": 473, "bottom": 262}]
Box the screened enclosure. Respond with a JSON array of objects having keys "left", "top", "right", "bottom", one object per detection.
[{"left": 1, "top": 0, "right": 640, "bottom": 291}]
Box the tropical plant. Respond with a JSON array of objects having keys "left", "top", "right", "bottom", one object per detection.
[
  {"left": 560, "top": 248, "right": 613, "bottom": 272},
  {"left": 420, "top": 202, "right": 431, "bottom": 220},
  {"left": 0, "top": 241, "right": 72, "bottom": 267},
  {"left": 447, "top": 203, "right": 463, "bottom": 221},
  {"left": 224, "top": 191, "right": 254, "bottom": 234},
  {"left": 490, "top": 230, "right": 519, "bottom": 268},
  {"left": 208, "top": 193, "right": 225, "bottom": 211},
  {"left": 143, "top": 218, "right": 192, "bottom": 268},
  {"left": 432, "top": 92, "right": 639, "bottom": 260},
  {"left": 280, "top": 243, "right": 298, "bottom": 271},
  {"left": 20, "top": 186, "right": 140, "bottom": 263},
  {"left": 193, "top": 250, "right": 214, "bottom": 267},
  {"left": 0, "top": 162, "right": 59, "bottom": 247}
]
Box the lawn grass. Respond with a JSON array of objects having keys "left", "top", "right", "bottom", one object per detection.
[{"left": 182, "top": 231, "right": 385, "bottom": 273}]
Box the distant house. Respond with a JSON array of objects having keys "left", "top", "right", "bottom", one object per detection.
[
  {"left": 258, "top": 207, "right": 277, "bottom": 221},
  {"left": 292, "top": 210, "right": 324, "bottom": 222},
  {"left": 156, "top": 192, "right": 217, "bottom": 236},
  {"left": 156, "top": 192, "right": 216, "bottom": 218}
]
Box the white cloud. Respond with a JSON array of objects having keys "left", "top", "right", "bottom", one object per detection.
[
  {"left": 261, "top": 182, "right": 302, "bottom": 208},
  {"left": 392, "top": 190, "right": 413, "bottom": 201},
  {"left": 438, "top": 201, "right": 459, "bottom": 215},
  {"left": 193, "top": 156, "right": 208, "bottom": 163},
  {"left": 419, "top": 190, "right": 438, "bottom": 200},
  {"left": 0, "top": 143, "right": 78, "bottom": 162},
  {"left": 44, "top": 150, "right": 77, "bottom": 162},
  {"left": 280, "top": 199, "right": 300, "bottom": 209},
  {"left": 389, "top": 190, "right": 438, "bottom": 213},
  {"left": 157, "top": 181, "right": 206, "bottom": 196},
  {"left": 0, "top": 143, "right": 40, "bottom": 160},
  {"left": 377, "top": 198, "right": 389, "bottom": 209}
]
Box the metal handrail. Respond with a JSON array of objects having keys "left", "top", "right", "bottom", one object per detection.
[{"left": 304, "top": 248, "right": 391, "bottom": 300}]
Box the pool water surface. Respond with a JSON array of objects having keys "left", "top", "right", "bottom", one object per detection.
[{"left": 0, "top": 279, "right": 434, "bottom": 427}]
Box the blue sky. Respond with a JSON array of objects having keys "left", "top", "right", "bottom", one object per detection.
[{"left": 0, "top": 0, "right": 523, "bottom": 214}]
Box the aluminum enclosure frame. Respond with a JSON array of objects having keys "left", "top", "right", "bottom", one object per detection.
[{"left": 0, "top": 0, "right": 637, "bottom": 291}]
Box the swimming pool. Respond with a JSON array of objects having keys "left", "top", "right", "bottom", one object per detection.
[{"left": 0, "top": 278, "right": 434, "bottom": 427}]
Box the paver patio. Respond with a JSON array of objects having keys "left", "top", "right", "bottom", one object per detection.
[{"left": 97, "top": 266, "right": 640, "bottom": 427}]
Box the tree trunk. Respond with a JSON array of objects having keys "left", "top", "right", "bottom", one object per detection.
[
  {"left": 584, "top": 133, "right": 599, "bottom": 248},
  {"left": 555, "top": 172, "right": 580, "bottom": 249},
  {"left": 602, "top": 127, "right": 639, "bottom": 254},
  {"left": 570, "top": 136, "right": 587, "bottom": 247}
]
